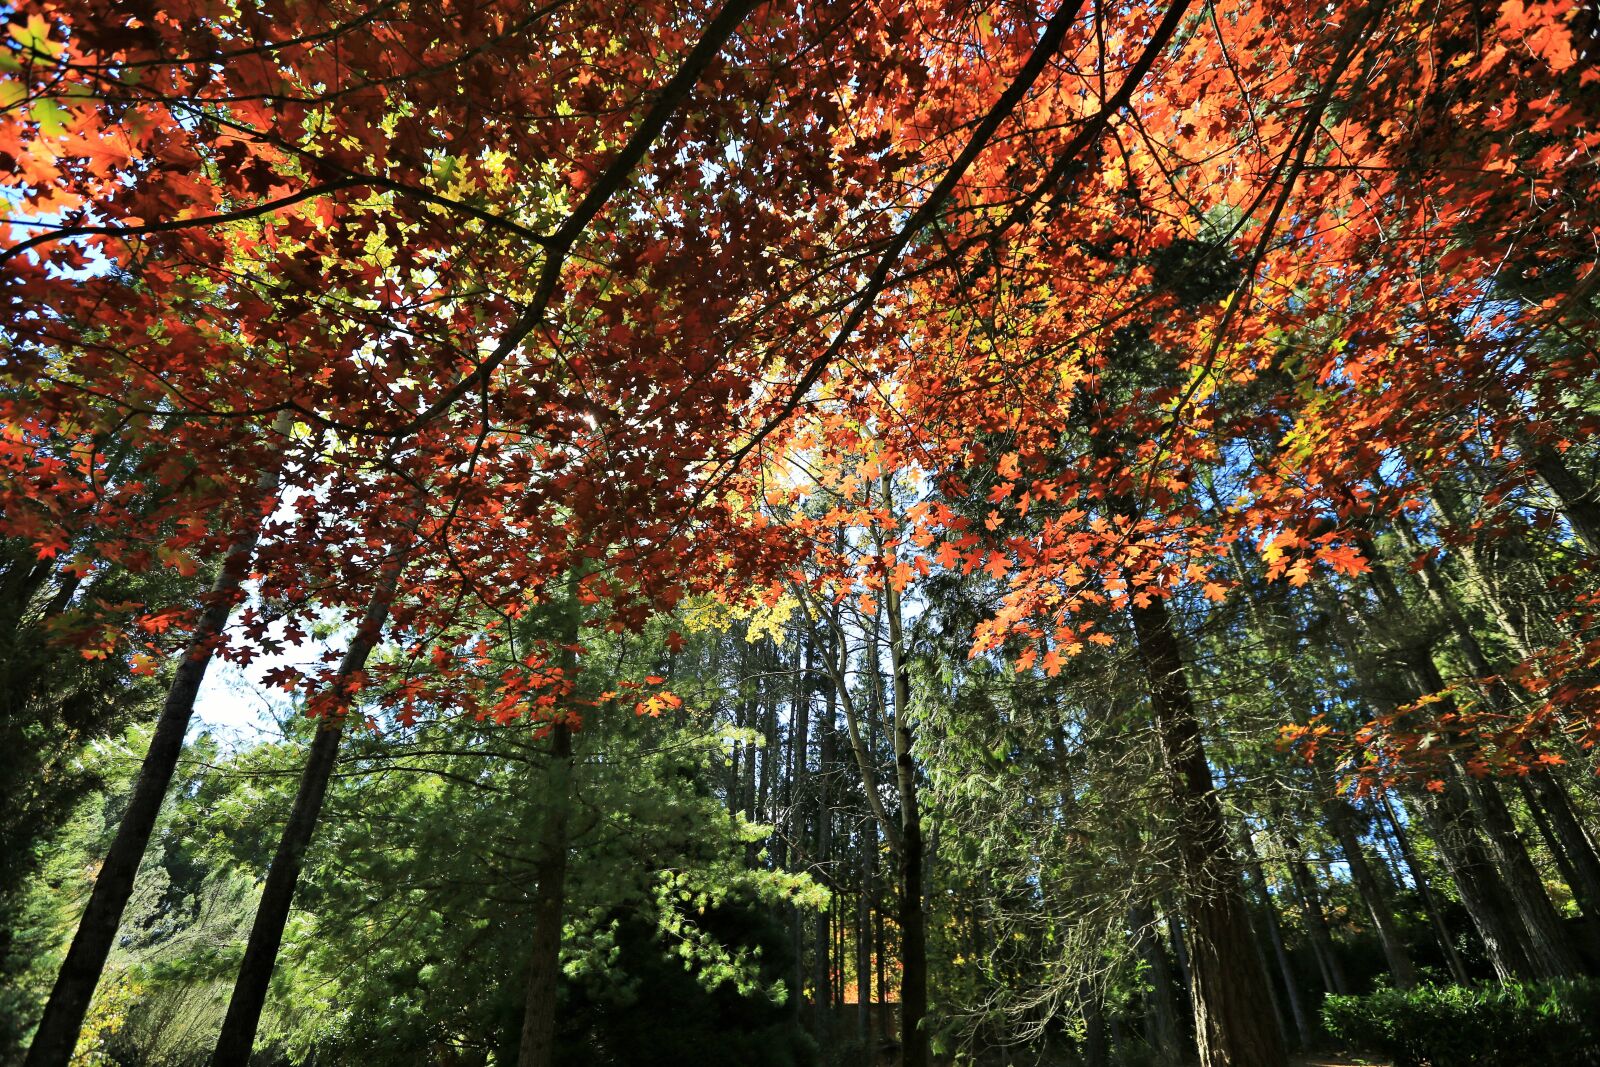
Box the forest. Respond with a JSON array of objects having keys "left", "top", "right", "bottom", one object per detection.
[{"left": 1, "top": 1, "right": 1598, "bottom": 1065}]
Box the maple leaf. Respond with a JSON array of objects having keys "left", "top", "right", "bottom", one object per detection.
[{"left": 1319, "top": 544, "right": 1370, "bottom": 577}]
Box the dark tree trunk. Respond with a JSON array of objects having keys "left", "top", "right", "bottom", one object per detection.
[
  {"left": 1240, "top": 831, "right": 1311, "bottom": 1048},
  {"left": 858, "top": 833, "right": 872, "bottom": 1044},
  {"left": 1415, "top": 780, "right": 1535, "bottom": 981},
  {"left": 1524, "top": 436, "right": 1600, "bottom": 554},
  {"left": 1131, "top": 902, "right": 1184, "bottom": 1063},
  {"left": 792, "top": 635, "right": 813, "bottom": 1003},
  {"left": 1161, "top": 892, "right": 1193, "bottom": 998},
  {"left": 834, "top": 897, "right": 847, "bottom": 1006},
  {"left": 1128, "top": 595, "right": 1285, "bottom": 1067},
  {"left": 1364, "top": 551, "right": 1581, "bottom": 978},
  {"left": 519, "top": 584, "right": 582, "bottom": 1067},
  {"left": 1393, "top": 511, "right": 1600, "bottom": 957},
  {"left": 517, "top": 720, "right": 574, "bottom": 1067},
  {"left": 813, "top": 648, "right": 836, "bottom": 1046},
  {"left": 1279, "top": 830, "right": 1348, "bottom": 996},
  {"left": 1081, "top": 980, "right": 1110, "bottom": 1067},
  {"left": 211, "top": 569, "right": 397, "bottom": 1064},
  {"left": 1380, "top": 794, "right": 1472, "bottom": 983},
  {"left": 1328, "top": 800, "right": 1417, "bottom": 987},
  {"left": 882, "top": 540, "right": 927, "bottom": 1067},
  {"left": 1523, "top": 769, "right": 1600, "bottom": 943},
  {"left": 1457, "top": 767, "right": 1586, "bottom": 978},
  {"left": 1243, "top": 907, "right": 1291, "bottom": 1054},
  {"left": 27, "top": 436, "right": 288, "bottom": 1067}
]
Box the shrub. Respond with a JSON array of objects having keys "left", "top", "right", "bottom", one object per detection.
[{"left": 1322, "top": 978, "right": 1600, "bottom": 1067}]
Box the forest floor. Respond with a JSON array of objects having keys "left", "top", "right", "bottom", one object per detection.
[{"left": 1292, "top": 1056, "right": 1388, "bottom": 1067}]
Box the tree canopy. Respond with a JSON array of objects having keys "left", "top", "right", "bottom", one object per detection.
[{"left": 3, "top": 1, "right": 1598, "bottom": 1065}]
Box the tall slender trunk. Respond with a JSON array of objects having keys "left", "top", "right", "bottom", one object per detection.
[
  {"left": 1327, "top": 800, "right": 1417, "bottom": 987},
  {"left": 1128, "top": 594, "right": 1284, "bottom": 1067},
  {"left": 875, "top": 866, "right": 888, "bottom": 1046},
  {"left": 26, "top": 423, "right": 290, "bottom": 1067},
  {"left": 517, "top": 720, "right": 574, "bottom": 1067},
  {"left": 1244, "top": 908, "right": 1291, "bottom": 1054},
  {"left": 813, "top": 653, "right": 836, "bottom": 1046},
  {"left": 759, "top": 645, "right": 778, "bottom": 827},
  {"left": 1380, "top": 794, "right": 1471, "bottom": 983},
  {"left": 1161, "top": 892, "right": 1193, "bottom": 998},
  {"left": 792, "top": 636, "right": 813, "bottom": 1006},
  {"left": 881, "top": 517, "right": 928, "bottom": 1067},
  {"left": 1456, "top": 766, "right": 1586, "bottom": 978},
  {"left": 1225, "top": 538, "right": 1414, "bottom": 987},
  {"left": 1393, "top": 511, "right": 1600, "bottom": 949},
  {"left": 1130, "top": 901, "right": 1184, "bottom": 1063},
  {"left": 1080, "top": 979, "right": 1110, "bottom": 1067},
  {"left": 742, "top": 659, "right": 759, "bottom": 818},
  {"left": 1522, "top": 435, "right": 1600, "bottom": 554},
  {"left": 1523, "top": 769, "right": 1600, "bottom": 936},
  {"left": 729, "top": 643, "right": 749, "bottom": 816},
  {"left": 1240, "top": 832, "right": 1311, "bottom": 1048},
  {"left": 212, "top": 564, "right": 401, "bottom": 1064},
  {"left": 857, "top": 831, "right": 872, "bottom": 1045},
  {"left": 1278, "top": 830, "right": 1348, "bottom": 996},
  {"left": 1414, "top": 780, "right": 1535, "bottom": 981},
  {"left": 810, "top": 594, "right": 900, "bottom": 857},
  {"left": 834, "top": 897, "right": 847, "bottom": 1006},
  {"left": 1364, "top": 552, "right": 1582, "bottom": 978},
  {"left": 1319, "top": 581, "right": 1481, "bottom": 983},
  {"left": 518, "top": 583, "right": 582, "bottom": 1067}
]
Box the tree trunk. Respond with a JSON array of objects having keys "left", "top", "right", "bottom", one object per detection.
[
  {"left": 518, "top": 583, "right": 582, "bottom": 1067},
  {"left": 1363, "top": 551, "right": 1581, "bottom": 978},
  {"left": 1414, "top": 780, "right": 1535, "bottom": 981},
  {"left": 858, "top": 833, "right": 872, "bottom": 1045},
  {"left": 1523, "top": 436, "right": 1600, "bottom": 554},
  {"left": 1128, "top": 594, "right": 1285, "bottom": 1067},
  {"left": 1225, "top": 536, "right": 1413, "bottom": 987},
  {"left": 881, "top": 521, "right": 928, "bottom": 1067},
  {"left": 212, "top": 567, "right": 399, "bottom": 1064},
  {"left": 1279, "top": 833, "right": 1348, "bottom": 996},
  {"left": 1456, "top": 766, "right": 1586, "bottom": 978},
  {"left": 1161, "top": 892, "right": 1193, "bottom": 998},
  {"left": 1327, "top": 800, "right": 1417, "bottom": 987},
  {"left": 1080, "top": 979, "right": 1110, "bottom": 1067},
  {"left": 1392, "top": 511, "right": 1600, "bottom": 954},
  {"left": 792, "top": 635, "right": 813, "bottom": 1004},
  {"left": 27, "top": 425, "right": 289, "bottom": 1067},
  {"left": 814, "top": 652, "right": 836, "bottom": 1046},
  {"left": 517, "top": 720, "right": 574, "bottom": 1067},
  {"left": 1131, "top": 902, "right": 1184, "bottom": 1063},
  {"left": 1380, "top": 794, "right": 1471, "bottom": 984},
  {"left": 1244, "top": 907, "right": 1291, "bottom": 1054},
  {"left": 1240, "top": 831, "right": 1311, "bottom": 1048},
  {"left": 1524, "top": 768, "right": 1600, "bottom": 937}
]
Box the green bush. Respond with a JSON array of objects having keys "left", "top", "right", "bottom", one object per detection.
[{"left": 1322, "top": 979, "right": 1600, "bottom": 1067}]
